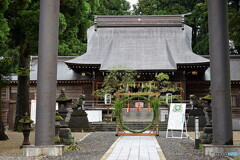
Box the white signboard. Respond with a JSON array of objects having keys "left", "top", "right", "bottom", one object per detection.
[
  {"left": 31, "top": 100, "right": 59, "bottom": 124},
  {"left": 167, "top": 103, "right": 186, "bottom": 130},
  {"left": 104, "top": 94, "right": 111, "bottom": 104},
  {"left": 166, "top": 103, "right": 188, "bottom": 138},
  {"left": 160, "top": 109, "right": 169, "bottom": 122},
  {"left": 30, "top": 100, "right": 37, "bottom": 124},
  {"left": 85, "top": 110, "right": 102, "bottom": 122}
]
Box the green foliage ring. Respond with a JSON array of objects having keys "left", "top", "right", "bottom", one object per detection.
[
  {"left": 114, "top": 95, "right": 160, "bottom": 133},
  {"left": 173, "top": 104, "right": 182, "bottom": 112}
]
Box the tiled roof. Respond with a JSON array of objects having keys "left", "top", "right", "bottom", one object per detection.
[{"left": 66, "top": 26, "right": 209, "bottom": 71}]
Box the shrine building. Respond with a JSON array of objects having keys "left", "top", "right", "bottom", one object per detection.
[{"left": 1, "top": 15, "right": 240, "bottom": 129}]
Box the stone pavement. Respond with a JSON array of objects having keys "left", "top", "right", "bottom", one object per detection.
[{"left": 102, "top": 136, "right": 164, "bottom": 160}]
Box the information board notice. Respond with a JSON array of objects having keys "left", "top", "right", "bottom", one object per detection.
[{"left": 167, "top": 103, "right": 186, "bottom": 130}]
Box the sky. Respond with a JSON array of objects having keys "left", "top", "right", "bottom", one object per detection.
[
  {"left": 128, "top": 0, "right": 138, "bottom": 5},
  {"left": 127, "top": 0, "right": 138, "bottom": 10}
]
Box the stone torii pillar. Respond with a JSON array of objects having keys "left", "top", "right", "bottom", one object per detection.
[
  {"left": 35, "top": 0, "right": 60, "bottom": 146},
  {"left": 208, "top": 0, "right": 233, "bottom": 145},
  {"left": 23, "top": 0, "right": 63, "bottom": 157}
]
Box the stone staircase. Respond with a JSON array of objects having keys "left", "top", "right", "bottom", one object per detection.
[{"left": 90, "top": 121, "right": 168, "bottom": 131}]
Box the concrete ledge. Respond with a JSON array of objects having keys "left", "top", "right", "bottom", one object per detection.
[
  {"left": 23, "top": 145, "right": 65, "bottom": 157},
  {"left": 203, "top": 144, "right": 240, "bottom": 158}
]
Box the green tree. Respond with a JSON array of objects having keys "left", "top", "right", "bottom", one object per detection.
[
  {"left": 0, "top": 0, "right": 11, "bottom": 140},
  {"left": 0, "top": 57, "right": 13, "bottom": 140},
  {"left": 93, "top": 66, "right": 137, "bottom": 99},
  {"left": 5, "top": 0, "right": 99, "bottom": 130},
  {"left": 133, "top": 0, "right": 201, "bottom": 15},
  {"left": 0, "top": 0, "right": 9, "bottom": 54},
  {"left": 6, "top": 0, "right": 39, "bottom": 130},
  {"left": 228, "top": 0, "right": 240, "bottom": 54},
  {"left": 187, "top": 0, "right": 240, "bottom": 55},
  {"left": 97, "top": 0, "right": 130, "bottom": 15},
  {"left": 186, "top": 1, "right": 209, "bottom": 55},
  {"left": 59, "top": 0, "right": 99, "bottom": 56},
  {"left": 93, "top": 66, "right": 181, "bottom": 101}
]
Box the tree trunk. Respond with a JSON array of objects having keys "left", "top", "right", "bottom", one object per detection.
[
  {"left": 14, "top": 40, "right": 30, "bottom": 131},
  {"left": 0, "top": 89, "right": 9, "bottom": 140}
]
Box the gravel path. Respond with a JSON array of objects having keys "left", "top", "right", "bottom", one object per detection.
[
  {"left": 156, "top": 131, "right": 228, "bottom": 160},
  {"left": 0, "top": 132, "right": 117, "bottom": 160},
  {"left": 43, "top": 132, "right": 118, "bottom": 160},
  {"left": 2, "top": 131, "right": 240, "bottom": 159}
]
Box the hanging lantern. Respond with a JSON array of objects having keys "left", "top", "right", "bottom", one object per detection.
[
  {"left": 127, "top": 102, "right": 131, "bottom": 112},
  {"left": 147, "top": 102, "right": 151, "bottom": 112},
  {"left": 104, "top": 94, "right": 111, "bottom": 105},
  {"left": 137, "top": 105, "right": 141, "bottom": 111},
  {"left": 135, "top": 98, "right": 143, "bottom": 111},
  {"left": 126, "top": 83, "right": 129, "bottom": 92},
  {"left": 165, "top": 93, "right": 173, "bottom": 104},
  {"left": 148, "top": 107, "right": 151, "bottom": 112}
]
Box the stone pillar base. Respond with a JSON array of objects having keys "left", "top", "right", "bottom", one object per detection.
[
  {"left": 203, "top": 145, "right": 240, "bottom": 158},
  {"left": 23, "top": 145, "right": 64, "bottom": 157}
]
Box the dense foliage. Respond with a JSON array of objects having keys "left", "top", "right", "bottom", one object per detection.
[
  {"left": 92, "top": 65, "right": 137, "bottom": 99},
  {"left": 0, "top": 0, "right": 11, "bottom": 141},
  {"left": 3, "top": 0, "right": 131, "bottom": 59},
  {"left": 97, "top": 0, "right": 130, "bottom": 15},
  {"left": 0, "top": 0, "right": 130, "bottom": 130},
  {"left": 59, "top": 0, "right": 97, "bottom": 56},
  {"left": 0, "top": 57, "right": 13, "bottom": 88},
  {"left": 93, "top": 67, "right": 181, "bottom": 101},
  {"left": 0, "top": 57, "right": 13, "bottom": 140},
  {"left": 133, "top": 0, "right": 200, "bottom": 15},
  {"left": 228, "top": 0, "right": 240, "bottom": 54},
  {"left": 0, "top": 0, "right": 9, "bottom": 55}
]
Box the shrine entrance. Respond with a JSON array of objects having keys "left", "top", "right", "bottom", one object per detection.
[{"left": 114, "top": 92, "right": 160, "bottom": 136}]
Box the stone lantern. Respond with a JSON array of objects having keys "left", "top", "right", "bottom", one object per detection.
[
  {"left": 200, "top": 94, "right": 213, "bottom": 144},
  {"left": 55, "top": 112, "right": 63, "bottom": 144},
  {"left": 19, "top": 112, "right": 34, "bottom": 147},
  {"left": 56, "top": 88, "right": 74, "bottom": 145},
  {"left": 56, "top": 88, "right": 72, "bottom": 124}
]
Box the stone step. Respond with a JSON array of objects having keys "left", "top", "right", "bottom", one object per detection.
[{"left": 90, "top": 121, "right": 168, "bottom": 131}]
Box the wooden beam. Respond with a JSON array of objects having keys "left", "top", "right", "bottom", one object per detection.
[
  {"left": 114, "top": 92, "right": 160, "bottom": 96},
  {"left": 117, "top": 133, "right": 157, "bottom": 136}
]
